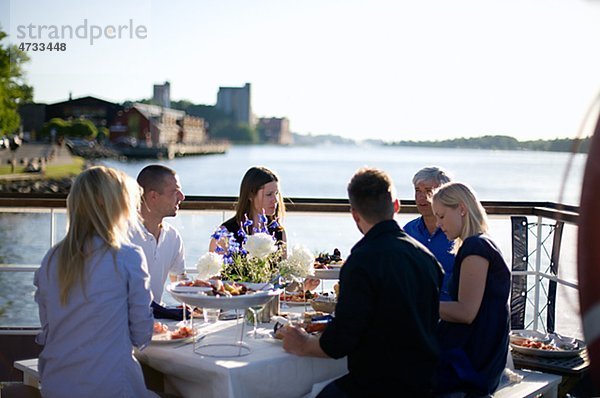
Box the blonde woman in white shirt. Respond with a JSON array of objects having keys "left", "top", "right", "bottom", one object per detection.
[{"left": 34, "top": 166, "right": 156, "bottom": 398}]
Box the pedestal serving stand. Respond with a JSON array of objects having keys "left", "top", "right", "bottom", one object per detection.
[{"left": 167, "top": 284, "right": 281, "bottom": 357}]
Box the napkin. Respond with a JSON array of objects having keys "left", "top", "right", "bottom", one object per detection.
[{"left": 151, "top": 301, "right": 190, "bottom": 321}]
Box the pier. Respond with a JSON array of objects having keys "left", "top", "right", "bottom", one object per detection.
[{"left": 113, "top": 142, "right": 229, "bottom": 160}]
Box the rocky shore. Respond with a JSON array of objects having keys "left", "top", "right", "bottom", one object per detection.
[{"left": 0, "top": 177, "right": 73, "bottom": 194}]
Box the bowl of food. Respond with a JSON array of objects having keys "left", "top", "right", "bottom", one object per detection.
[{"left": 310, "top": 296, "right": 337, "bottom": 313}]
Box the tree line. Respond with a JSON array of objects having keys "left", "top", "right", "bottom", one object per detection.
[{"left": 386, "top": 135, "right": 590, "bottom": 153}]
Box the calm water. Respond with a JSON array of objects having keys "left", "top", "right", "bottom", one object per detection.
[
  {"left": 0, "top": 144, "right": 586, "bottom": 337},
  {"left": 102, "top": 144, "right": 585, "bottom": 204}
]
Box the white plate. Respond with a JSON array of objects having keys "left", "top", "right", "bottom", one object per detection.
[
  {"left": 167, "top": 286, "right": 282, "bottom": 310},
  {"left": 169, "top": 283, "right": 213, "bottom": 294},
  {"left": 314, "top": 269, "right": 340, "bottom": 279},
  {"left": 509, "top": 329, "right": 551, "bottom": 344},
  {"left": 236, "top": 281, "right": 274, "bottom": 291},
  {"left": 510, "top": 341, "right": 585, "bottom": 358},
  {"left": 151, "top": 331, "right": 196, "bottom": 345},
  {"left": 282, "top": 299, "right": 309, "bottom": 306}
]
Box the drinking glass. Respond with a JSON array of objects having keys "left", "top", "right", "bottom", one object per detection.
[{"left": 203, "top": 308, "right": 220, "bottom": 323}]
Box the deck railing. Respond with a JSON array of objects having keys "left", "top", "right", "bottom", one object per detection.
[{"left": 0, "top": 194, "right": 580, "bottom": 334}]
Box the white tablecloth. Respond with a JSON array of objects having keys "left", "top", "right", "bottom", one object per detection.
[{"left": 135, "top": 317, "right": 347, "bottom": 398}]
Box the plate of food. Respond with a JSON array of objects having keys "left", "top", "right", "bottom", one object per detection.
[
  {"left": 151, "top": 322, "right": 197, "bottom": 345},
  {"left": 314, "top": 249, "right": 344, "bottom": 269},
  {"left": 310, "top": 296, "right": 337, "bottom": 313},
  {"left": 169, "top": 280, "right": 214, "bottom": 294},
  {"left": 509, "top": 330, "right": 585, "bottom": 358},
  {"left": 167, "top": 280, "right": 281, "bottom": 310},
  {"left": 282, "top": 290, "right": 318, "bottom": 306},
  {"left": 314, "top": 268, "right": 340, "bottom": 280}
]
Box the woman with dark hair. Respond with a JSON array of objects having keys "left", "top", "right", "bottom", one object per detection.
[
  {"left": 209, "top": 166, "right": 286, "bottom": 251},
  {"left": 208, "top": 167, "right": 319, "bottom": 290}
]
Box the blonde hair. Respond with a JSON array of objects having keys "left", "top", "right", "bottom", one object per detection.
[
  {"left": 433, "top": 182, "right": 488, "bottom": 252},
  {"left": 56, "top": 166, "right": 142, "bottom": 305}
]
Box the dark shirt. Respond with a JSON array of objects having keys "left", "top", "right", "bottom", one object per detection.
[
  {"left": 436, "top": 234, "right": 510, "bottom": 396},
  {"left": 221, "top": 216, "right": 284, "bottom": 247},
  {"left": 404, "top": 216, "right": 455, "bottom": 301},
  {"left": 319, "top": 220, "right": 444, "bottom": 397}
]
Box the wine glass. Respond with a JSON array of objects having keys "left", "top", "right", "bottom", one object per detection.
[
  {"left": 279, "top": 275, "right": 293, "bottom": 309},
  {"left": 246, "top": 304, "right": 264, "bottom": 338}
]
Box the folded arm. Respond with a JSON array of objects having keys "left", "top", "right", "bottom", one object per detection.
[{"left": 440, "top": 254, "right": 489, "bottom": 324}]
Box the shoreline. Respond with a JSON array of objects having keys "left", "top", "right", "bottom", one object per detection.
[{"left": 0, "top": 176, "right": 73, "bottom": 194}]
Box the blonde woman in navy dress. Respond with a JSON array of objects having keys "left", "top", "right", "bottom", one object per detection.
[
  {"left": 432, "top": 182, "right": 510, "bottom": 397},
  {"left": 34, "top": 166, "right": 156, "bottom": 398}
]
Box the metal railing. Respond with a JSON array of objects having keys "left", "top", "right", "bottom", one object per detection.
[{"left": 0, "top": 194, "right": 580, "bottom": 333}]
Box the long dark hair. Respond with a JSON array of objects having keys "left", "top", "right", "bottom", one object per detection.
[{"left": 234, "top": 166, "right": 285, "bottom": 228}]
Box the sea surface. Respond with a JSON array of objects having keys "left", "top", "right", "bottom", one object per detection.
[{"left": 0, "top": 144, "right": 587, "bottom": 338}]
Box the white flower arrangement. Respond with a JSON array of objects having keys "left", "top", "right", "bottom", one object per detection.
[
  {"left": 279, "top": 245, "right": 315, "bottom": 279},
  {"left": 196, "top": 252, "right": 224, "bottom": 280},
  {"left": 245, "top": 232, "right": 278, "bottom": 260}
]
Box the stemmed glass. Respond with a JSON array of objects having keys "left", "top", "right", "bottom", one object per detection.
[
  {"left": 279, "top": 275, "right": 292, "bottom": 309},
  {"left": 246, "top": 305, "right": 263, "bottom": 338}
]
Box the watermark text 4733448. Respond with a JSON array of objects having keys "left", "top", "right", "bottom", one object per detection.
[
  {"left": 19, "top": 42, "right": 67, "bottom": 52},
  {"left": 16, "top": 19, "right": 148, "bottom": 46}
]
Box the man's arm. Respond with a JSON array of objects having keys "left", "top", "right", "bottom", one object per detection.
[{"left": 280, "top": 325, "right": 330, "bottom": 358}]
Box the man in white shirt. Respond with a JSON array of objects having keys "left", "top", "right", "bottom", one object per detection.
[{"left": 131, "top": 165, "right": 186, "bottom": 307}]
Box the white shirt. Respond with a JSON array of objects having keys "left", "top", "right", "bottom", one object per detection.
[
  {"left": 130, "top": 221, "right": 186, "bottom": 303},
  {"left": 35, "top": 237, "right": 156, "bottom": 398}
]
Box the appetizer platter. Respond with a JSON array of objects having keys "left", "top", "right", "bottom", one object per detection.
[
  {"left": 167, "top": 279, "right": 281, "bottom": 311},
  {"left": 509, "top": 330, "right": 586, "bottom": 358},
  {"left": 151, "top": 322, "right": 196, "bottom": 345},
  {"left": 313, "top": 248, "right": 344, "bottom": 279}
]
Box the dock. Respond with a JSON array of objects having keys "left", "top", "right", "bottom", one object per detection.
[{"left": 114, "top": 142, "right": 229, "bottom": 160}]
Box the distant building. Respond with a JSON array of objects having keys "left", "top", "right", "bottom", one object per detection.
[
  {"left": 110, "top": 103, "right": 206, "bottom": 146},
  {"left": 18, "top": 103, "right": 47, "bottom": 139},
  {"left": 257, "top": 117, "right": 292, "bottom": 145},
  {"left": 46, "top": 96, "right": 123, "bottom": 130},
  {"left": 153, "top": 81, "right": 171, "bottom": 108},
  {"left": 216, "top": 83, "right": 254, "bottom": 127}
]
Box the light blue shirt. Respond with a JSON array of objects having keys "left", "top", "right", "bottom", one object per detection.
[
  {"left": 404, "top": 216, "right": 455, "bottom": 301},
  {"left": 34, "top": 236, "right": 157, "bottom": 398}
]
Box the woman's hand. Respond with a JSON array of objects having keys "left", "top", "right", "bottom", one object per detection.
[{"left": 304, "top": 278, "right": 320, "bottom": 291}]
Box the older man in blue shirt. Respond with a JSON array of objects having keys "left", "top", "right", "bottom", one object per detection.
[{"left": 404, "top": 166, "right": 454, "bottom": 301}]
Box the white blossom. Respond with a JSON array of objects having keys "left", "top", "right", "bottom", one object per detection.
[
  {"left": 196, "top": 252, "right": 224, "bottom": 280},
  {"left": 280, "top": 245, "right": 315, "bottom": 278},
  {"left": 245, "top": 233, "right": 278, "bottom": 260}
]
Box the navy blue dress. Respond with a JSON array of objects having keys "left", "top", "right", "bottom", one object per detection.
[
  {"left": 435, "top": 234, "right": 510, "bottom": 396},
  {"left": 221, "top": 216, "right": 284, "bottom": 247}
]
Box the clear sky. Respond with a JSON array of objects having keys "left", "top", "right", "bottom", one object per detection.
[{"left": 2, "top": 0, "right": 600, "bottom": 141}]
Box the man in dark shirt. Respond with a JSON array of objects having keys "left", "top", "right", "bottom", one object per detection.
[{"left": 281, "top": 167, "right": 443, "bottom": 397}]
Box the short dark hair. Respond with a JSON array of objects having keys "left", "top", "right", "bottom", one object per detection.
[
  {"left": 137, "top": 165, "right": 177, "bottom": 195},
  {"left": 347, "top": 167, "right": 396, "bottom": 223}
]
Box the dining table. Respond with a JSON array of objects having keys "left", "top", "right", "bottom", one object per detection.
[{"left": 135, "top": 309, "right": 347, "bottom": 398}]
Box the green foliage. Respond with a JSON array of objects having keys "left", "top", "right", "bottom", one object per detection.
[
  {"left": 69, "top": 119, "right": 98, "bottom": 138},
  {"left": 0, "top": 29, "right": 33, "bottom": 136},
  {"left": 211, "top": 121, "right": 259, "bottom": 144},
  {"left": 389, "top": 134, "right": 590, "bottom": 154},
  {"left": 220, "top": 251, "right": 284, "bottom": 283},
  {"left": 170, "top": 101, "right": 233, "bottom": 136},
  {"left": 40, "top": 118, "right": 98, "bottom": 139}
]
